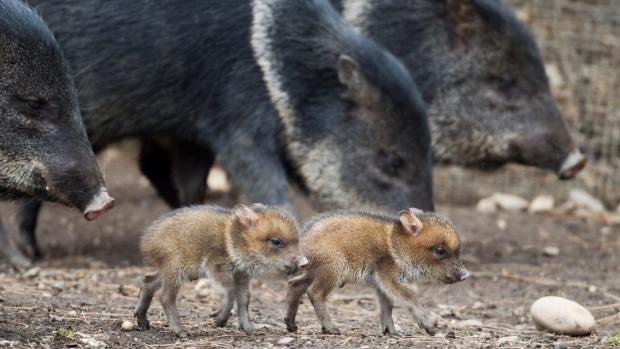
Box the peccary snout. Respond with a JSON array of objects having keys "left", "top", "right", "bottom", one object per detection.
[
  {"left": 83, "top": 188, "right": 115, "bottom": 220},
  {"left": 558, "top": 149, "right": 588, "bottom": 180}
]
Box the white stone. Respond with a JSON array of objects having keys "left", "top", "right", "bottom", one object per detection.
[
  {"left": 542, "top": 246, "right": 560, "bottom": 257},
  {"left": 278, "top": 337, "right": 295, "bottom": 345},
  {"left": 121, "top": 320, "right": 134, "bottom": 332},
  {"left": 492, "top": 193, "right": 529, "bottom": 212},
  {"left": 529, "top": 195, "right": 555, "bottom": 213},
  {"left": 569, "top": 189, "right": 606, "bottom": 213},
  {"left": 530, "top": 296, "right": 595, "bottom": 336},
  {"left": 476, "top": 197, "right": 497, "bottom": 214}
]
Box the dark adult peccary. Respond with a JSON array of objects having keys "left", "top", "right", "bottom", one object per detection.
[
  {"left": 17, "top": 0, "right": 433, "bottom": 257},
  {"left": 339, "top": 0, "right": 586, "bottom": 177},
  {"left": 0, "top": 0, "right": 114, "bottom": 266},
  {"left": 85, "top": 0, "right": 588, "bottom": 216}
]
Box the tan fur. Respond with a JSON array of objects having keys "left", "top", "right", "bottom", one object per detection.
[
  {"left": 285, "top": 209, "right": 469, "bottom": 336},
  {"left": 134, "top": 204, "right": 305, "bottom": 337}
]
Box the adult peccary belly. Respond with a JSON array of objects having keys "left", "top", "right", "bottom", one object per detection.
[
  {"left": 28, "top": 1, "right": 432, "bottom": 209},
  {"left": 338, "top": 0, "right": 586, "bottom": 178}
]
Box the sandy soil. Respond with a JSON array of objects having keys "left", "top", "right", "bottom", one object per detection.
[{"left": 0, "top": 148, "right": 618, "bottom": 348}]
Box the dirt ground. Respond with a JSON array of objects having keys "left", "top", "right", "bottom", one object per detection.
[{"left": 0, "top": 148, "right": 618, "bottom": 348}]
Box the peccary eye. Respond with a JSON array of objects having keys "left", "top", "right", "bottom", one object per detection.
[
  {"left": 21, "top": 97, "right": 45, "bottom": 111},
  {"left": 432, "top": 246, "right": 448, "bottom": 260},
  {"left": 269, "top": 238, "right": 282, "bottom": 247},
  {"left": 378, "top": 150, "right": 405, "bottom": 177},
  {"left": 492, "top": 75, "right": 517, "bottom": 94}
]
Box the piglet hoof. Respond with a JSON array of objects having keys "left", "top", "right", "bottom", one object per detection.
[
  {"left": 175, "top": 330, "right": 189, "bottom": 338},
  {"left": 284, "top": 317, "right": 297, "bottom": 333},
  {"left": 382, "top": 327, "right": 400, "bottom": 337},
  {"left": 321, "top": 326, "right": 341, "bottom": 335},
  {"left": 134, "top": 314, "right": 150, "bottom": 331},
  {"left": 214, "top": 317, "right": 229, "bottom": 328},
  {"left": 240, "top": 323, "right": 254, "bottom": 335},
  {"left": 417, "top": 318, "right": 436, "bottom": 336}
]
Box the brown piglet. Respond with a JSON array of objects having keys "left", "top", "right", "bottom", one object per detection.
[
  {"left": 134, "top": 204, "right": 307, "bottom": 337},
  {"left": 285, "top": 208, "right": 469, "bottom": 336}
]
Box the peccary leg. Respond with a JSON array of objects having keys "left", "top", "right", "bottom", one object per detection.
[
  {"left": 159, "top": 270, "right": 187, "bottom": 337},
  {"left": 285, "top": 273, "right": 312, "bottom": 332},
  {"left": 377, "top": 276, "right": 436, "bottom": 336},
  {"left": 213, "top": 288, "right": 235, "bottom": 327},
  {"left": 169, "top": 139, "right": 213, "bottom": 206},
  {"left": 134, "top": 272, "right": 162, "bottom": 331},
  {"left": 0, "top": 218, "right": 31, "bottom": 269},
  {"left": 15, "top": 199, "right": 42, "bottom": 258},
  {"left": 376, "top": 289, "right": 397, "bottom": 335},
  {"left": 215, "top": 137, "right": 291, "bottom": 206},
  {"left": 234, "top": 272, "right": 253, "bottom": 335},
  {"left": 307, "top": 281, "right": 340, "bottom": 335},
  {"left": 139, "top": 137, "right": 180, "bottom": 208}
]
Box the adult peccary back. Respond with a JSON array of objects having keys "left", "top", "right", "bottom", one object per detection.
[
  {"left": 339, "top": 0, "right": 586, "bottom": 178},
  {"left": 0, "top": 0, "right": 114, "bottom": 266},
  {"left": 18, "top": 0, "right": 432, "bottom": 257}
]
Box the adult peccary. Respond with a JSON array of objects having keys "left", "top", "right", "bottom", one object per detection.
[
  {"left": 106, "top": 0, "right": 588, "bottom": 212},
  {"left": 0, "top": 0, "right": 114, "bottom": 267},
  {"left": 340, "top": 0, "right": 586, "bottom": 176},
  {"left": 16, "top": 0, "right": 432, "bottom": 258}
]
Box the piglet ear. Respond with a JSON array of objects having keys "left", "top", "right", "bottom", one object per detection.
[
  {"left": 398, "top": 210, "right": 423, "bottom": 237},
  {"left": 337, "top": 54, "right": 380, "bottom": 107},
  {"left": 234, "top": 204, "right": 258, "bottom": 228}
]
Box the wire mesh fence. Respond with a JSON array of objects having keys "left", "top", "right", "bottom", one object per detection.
[{"left": 434, "top": 0, "right": 620, "bottom": 208}]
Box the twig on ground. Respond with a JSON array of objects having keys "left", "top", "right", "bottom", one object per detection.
[
  {"left": 597, "top": 312, "right": 620, "bottom": 325},
  {"left": 589, "top": 303, "right": 620, "bottom": 311}
]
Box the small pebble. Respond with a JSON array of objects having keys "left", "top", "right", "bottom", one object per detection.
[
  {"left": 24, "top": 266, "right": 40, "bottom": 278},
  {"left": 121, "top": 320, "right": 134, "bottom": 332},
  {"left": 278, "top": 337, "right": 295, "bottom": 345},
  {"left": 67, "top": 310, "right": 78, "bottom": 316},
  {"left": 529, "top": 195, "right": 554, "bottom": 213},
  {"left": 496, "top": 219, "right": 508, "bottom": 231},
  {"left": 476, "top": 198, "right": 497, "bottom": 214},
  {"left": 472, "top": 301, "right": 486, "bottom": 310},
  {"left": 530, "top": 296, "right": 595, "bottom": 336},
  {"left": 542, "top": 246, "right": 560, "bottom": 257},
  {"left": 493, "top": 193, "right": 529, "bottom": 212}
]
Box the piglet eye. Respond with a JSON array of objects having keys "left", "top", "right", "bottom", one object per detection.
[
  {"left": 269, "top": 238, "right": 282, "bottom": 247},
  {"left": 432, "top": 246, "right": 448, "bottom": 260}
]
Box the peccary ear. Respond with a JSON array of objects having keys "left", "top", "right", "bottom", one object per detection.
[
  {"left": 337, "top": 54, "right": 381, "bottom": 107},
  {"left": 446, "top": 0, "right": 483, "bottom": 47},
  {"left": 234, "top": 204, "right": 258, "bottom": 228},
  {"left": 398, "top": 209, "right": 423, "bottom": 237}
]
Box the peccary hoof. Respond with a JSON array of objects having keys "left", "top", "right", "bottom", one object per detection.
[{"left": 284, "top": 317, "right": 297, "bottom": 333}]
